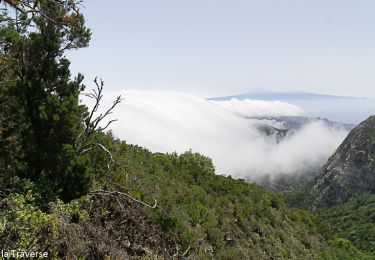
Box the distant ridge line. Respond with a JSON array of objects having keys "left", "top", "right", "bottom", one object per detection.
[{"left": 209, "top": 91, "right": 363, "bottom": 101}]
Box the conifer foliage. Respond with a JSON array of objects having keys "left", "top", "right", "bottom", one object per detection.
[{"left": 0, "top": 0, "right": 93, "bottom": 201}]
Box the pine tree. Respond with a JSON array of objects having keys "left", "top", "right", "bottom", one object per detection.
[{"left": 0, "top": 0, "right": 93, "bottom": 201}]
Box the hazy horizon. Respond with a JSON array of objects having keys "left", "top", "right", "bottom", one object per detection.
[{"left": 209, "top": 90, "right": 375, "bottom": 124}]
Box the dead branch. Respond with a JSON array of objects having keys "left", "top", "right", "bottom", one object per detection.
[
  {"left": 181, "top": 246, "right": 191, "bottom": 257},
  {"left": 89, "top": 189, "right": 158, "bottom": 209},
  {"left": 76, "top": 77, "right": 123, "bottom": 154},
  {"left": 74, "top": 79, "right": 126, "bottom": 185},
  {"left": 172, "top": 245, "right": 191, "bottom": 259},
  {"left": 79, "top": 142, "right": 127, "bottom": 182}
]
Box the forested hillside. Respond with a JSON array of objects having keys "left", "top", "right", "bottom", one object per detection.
[
  {"left": 283, "top": 115, "right": 375, "bottom": 258},
  {"left": 1, "top": 133, "right": 373, "bottom": 259},
  {"left": 0, "top": 1, "right": 373, "bottom": 259}
]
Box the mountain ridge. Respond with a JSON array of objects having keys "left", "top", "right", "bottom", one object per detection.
[{"left": 306, "top": 115, "right": 375, "bottom": 209}]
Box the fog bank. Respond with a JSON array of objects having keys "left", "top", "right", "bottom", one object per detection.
[{"left": 85, "top": 90, "right": 348, "bottom": 177}]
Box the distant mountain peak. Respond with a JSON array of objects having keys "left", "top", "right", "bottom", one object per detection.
[
  {"left": 209, "top": 91, "right": 360, "bottom": 101},
  {"left": 306, "top": 115, "right": 375, "bottom": 208}
]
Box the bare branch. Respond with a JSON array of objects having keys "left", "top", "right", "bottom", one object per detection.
[
  {"left": 98, "top": 119, "right": 118, "bottom": 132},
  {"left": 181, "top": 246, "right": 191, "bottom": 257},
  {"left": 173, "top": 245, "right": 191, "bottom": 259},
  {"left": 75, "top": 77, "right": 123, "bottom": 153},
  {"left": 89, "top": 189, "right": 158, "bottom": 209},
  {"left": 79, "top": 143, "right": 125, "bottom": 174}
]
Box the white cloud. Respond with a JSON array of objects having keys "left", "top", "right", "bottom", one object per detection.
[
  {"left": 85, "top": 90, "right": 348, "bottom": 177},
  {"left": 213, "top": 98, "right": 304, "bottom": 118}
]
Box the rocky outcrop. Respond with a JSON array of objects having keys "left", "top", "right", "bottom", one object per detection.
[{"left": 307, "top": 115, "right": 375, "bottom": 209}]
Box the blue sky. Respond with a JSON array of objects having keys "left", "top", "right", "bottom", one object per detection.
[{"left": 68, "top": 0, "right": 375, "bottom": 97}]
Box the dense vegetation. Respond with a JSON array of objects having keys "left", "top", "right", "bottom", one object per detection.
[
  {"left": 103, "top": 140, "right": 375, "bottom": 259},
  {"left": 283, "top": 179, "right": 375, "bottom": 259},
  {"left": 1, "top": 135, "right": 374, "bottom": 258},
  {"left": 316, "top": 194, "right": 375, "bottom": 254},
  {"left": 0, "top": 0, "right": 374, "bottom": 259}
]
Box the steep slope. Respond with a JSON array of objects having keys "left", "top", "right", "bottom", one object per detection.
[
  {"left": 0, "top": 177, "right": 180, "bottom": 259},
  {"left": 112, "top": 146, "right": 327, "bottom": 259},
  {"left": 316, "top": 193, "right": 375, "bottom": 254},
  {"left": 307, "top": 115, "right": 375, "bottom": 208},
  {"left": 81, "top": 137, "right": 371, "bottom": 259},
  {"left": 2, "top": 136, "right": 372, "bottom": 259}
]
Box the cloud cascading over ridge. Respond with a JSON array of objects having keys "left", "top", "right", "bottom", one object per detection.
[
  {"left": 85, "top": 90, "right": 348, "bottom": 177},
  {"left": 213, "top": 98, "right": 304, "bottom": 118}
]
